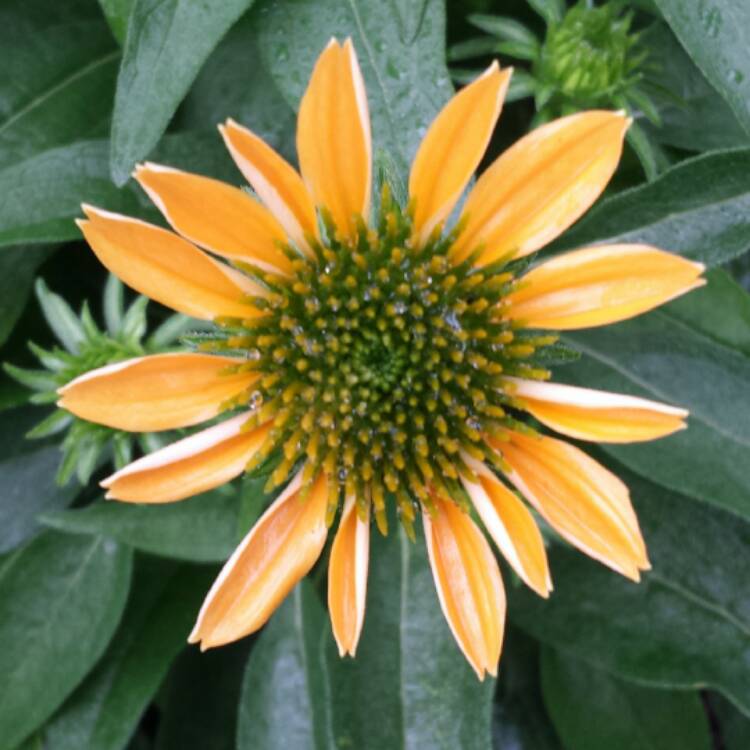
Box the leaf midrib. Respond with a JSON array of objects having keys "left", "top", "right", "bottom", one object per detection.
[{"left": 0, "top": 51, "right": 119, "bottom": 139}]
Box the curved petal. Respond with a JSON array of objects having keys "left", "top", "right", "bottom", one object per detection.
[
  {"left": 328, "top": 495, "right": 370, "bottom": 657},
  {"left": 189, "top": 470, "right": 329, "bottom": 649},
  {"left": 134, "top": 163, "right": 292, "bottom": 274},
  {"left": 220, "top": 119, "right": 318, "bottom": 253},
  {"left": 507, "top": 244, "right": 705, "bottom": 329},
  {"left": 102, "top": 414, "right": 271, "bottom": 503},
  {"left": 423, "top": 495, "right": 506, "bottom": 679},
  {"left": 78, "top": 206, "right": 262, "bottom": 321},
  {"left": 506, "top": 377, "right": 688, "bottom": 443},
  {"left": 58, "top": 353, "right": 258, "bottom": 432},
  {"left": 452, "top": 111, "right": 630, "bottom": 265},
  {"left": 494, "top": 432, "right": 649, "bottom": 580},
  {"left": 409, "top": 63, "right": 511, "bottom": 246},
  {"left": 297, "top": 38, "right": 371, "bottom": 239},
  {"left": 461, "top": 457, "right": 551, "bottom": 598}
]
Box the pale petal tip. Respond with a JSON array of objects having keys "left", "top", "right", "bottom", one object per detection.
[
  {"left": 187, "top": 623, "right": 201, "bottom": 644},
  {"left": 481, "top": 59, "right": 500, "bottom": 77}
]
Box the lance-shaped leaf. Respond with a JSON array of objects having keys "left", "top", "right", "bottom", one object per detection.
[
  {"left": 654, "top": 0, "right": 750, "bottom": 137},
  {"left": 110, "top": 0, "right": 256, "bottom": 185},
  {"left": 0, "top": 532, "right": 132, "bottom": 750},
  {"left": 541, "top": 648, "right": 712, "bottom": 750}
]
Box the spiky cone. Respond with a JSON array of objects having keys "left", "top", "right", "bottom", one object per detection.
[{"left": 63, "top": 38, "right": 704, "bottom": 679}]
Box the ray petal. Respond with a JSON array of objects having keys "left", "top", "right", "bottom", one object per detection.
[
  {"left": 409, "top": 63, "right": 511, "bottom": 246},
  {"left": 506, "top": 244, "right": 705, "bottom": 329},
  {"left": 297, "top": 38, "right": 371, "bottom": 240},
  {"left": 134, "top": 163, "right": 291, "bottom": 274},
  {"left": 461, "top": 457, "right": 551, "bottom": 597},
  {"left": 78, "top": 206, "right": 262, "bottom": 321},
  {"left": 423, "top": 495, "right": 506, "bottom": 679},
  {"left": 506, "top": 377, "right": 688, "bottom": 442},
  {"left": 453, "top": 111, "right": 630, "bottom": 265},
  {"left": 328, "top": 495, "right": 370, "bottom": 657},
  {"left": 101, "top": 414, "right": 271, "bottom": 503},
  {"left": 58, "top": 353, "right": 258, "bottom": 432},
  {"left": 220, "top": 119, "right": 319, "bottom": 253},
  {"left": 494, "top": 432, "right": 649, "bottom": 580},
  {"left": 189, "top": 471, "right": 329, "bottom": 649}
]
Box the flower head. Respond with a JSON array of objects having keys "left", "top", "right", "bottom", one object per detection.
[
  {"left": 64, "top": 39, "right": 703, "bottom": 678},
  {"left": 6, "top": 275, "right": 186, "bottom": 484}
]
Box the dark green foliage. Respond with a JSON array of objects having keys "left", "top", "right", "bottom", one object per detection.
[{"left": 1, "top": 1, "right": 750, "bottom": 748}]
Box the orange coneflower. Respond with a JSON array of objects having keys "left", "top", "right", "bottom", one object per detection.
[{"left": 61, "top": 39, "right": 703, "bottom": 678}]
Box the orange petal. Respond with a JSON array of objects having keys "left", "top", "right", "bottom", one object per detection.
[
  {"left": 506, "top": 377, "right": 688, "bottom": 443},
  {"left": 220, "top": 119, "right": 318, "bottom": 253},
  {"left": 328, "top": 494, "right": 370, "bottom": 657},
  {"left": 134, "top": 163, "right": 291, "bottom": 274},
  {"left": 461, "top": 457, "right": 551, "bottom": 598},
  {"left": 102, "top": 414, "right": 271, "bottom": 503},
  {"left": 78, "top": 207, "right": 262, "bottom": 321},
  {"left": 297, "top": 38, "right": 371, "bottom": 239},
  {"left": 453, "top": 111, "right": 630, "bottom": 265},
  {"left": 495, "top": 431, "right": 649, "bottom": 580},
  {"left": 506, "top": 244, "right": 705, "bottom": 329},
  {"left": 423, "top": 495, "right": 506, "bottom": 679},
  {"left": 189, "top": 470, "right": 329, "bottom": 649},
  {"left": 58, "top": 353, "right": 258, "bottom": 432},
  {"left": 409, "top": 63, "right": 511, "bottom": 246}
]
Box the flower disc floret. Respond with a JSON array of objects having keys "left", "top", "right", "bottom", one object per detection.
[{"left": 202, "top": 187, "right": 557, "bottom": 535}]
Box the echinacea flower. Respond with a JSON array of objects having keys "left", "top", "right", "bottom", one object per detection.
[{"left": 61, "top": 39, "right": 704, "bottom": 679}]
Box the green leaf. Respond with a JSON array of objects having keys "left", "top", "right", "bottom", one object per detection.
[
  {"left": 641, "top": 24, "right": 749, "bottom": 152},
  {"left": 110, "top": 0, "right": 256, "bottom": 185},
  {"left": 507, "top": 470, "right": 750, "bottom": 716},
  {"left": 103, "top": 275, "right": 125, "bottom": 336},
  {"left": 708, "top": 693, "right": 750, "bottom": 750},
  {"left": 176, "top": 8, "right": 296, "bottom": 161},
  {"left": 156, "top": 641, "right": 249, "bottom": 750},
  {"left": 44, "top": 558, "right": 214, "bottom": 750},
  {"left": 323, "top": 521, "right": 495, "bottom": 749},
  {"left": 654, "top": 0, "right": 750, "bottom": 137},
  {"left": 98, "top": 0, "right": 134, "bottom": 44},
  {"left": 257, "top": 0, "right": 453, "bottom": 182},
  {"left": 42, "top": 486, "right": 248, "bottom": 562},
  {"left": 0, "top": 140, "right": 144, "bottom": 246},
  {"left": 0, "top": 0, "right": 118, "bottom": 170},
  {"left": 0, "top": 246, "right": 52, "bottom": 347},
  {"left": 558, "top": 273, "right": 750, "bottom": 519},
  {"left": 0, "top": 531, "right": 132, "bottom": 750},
  {"left": 34, "top": 279, "right": 86, "bottom": 354},
  {"left": 0, "top": 132, "right": 239, "bottom": 248},
  {"left": 448, "top": 36, "right": 506, "bottom": 63},
  {"left": 541, "top": 649, "right": 712, "bottom": 750},
  {"left": 237, "top": 581, "right": 331, "bottom": 750},
  {"left": 666, "top": 268, "right": 750, "bottom": 354},
  {"left": 526, "top": 0, "right": 565, "bottom": 26},
  {"left": 625, "top": 120, "right": 669, "bottom": 181},
  {"left": 493, "top": 628, "right": 563, "bottom": 750},
  {"left": 467, "top": 14, "right": 540, "bottom": 49},
  {"left": 555, "top": 148, "right": 750, "bottom": 266},
  {"left": 0, "top": 408, "right": 79, "bottom": 554}
]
